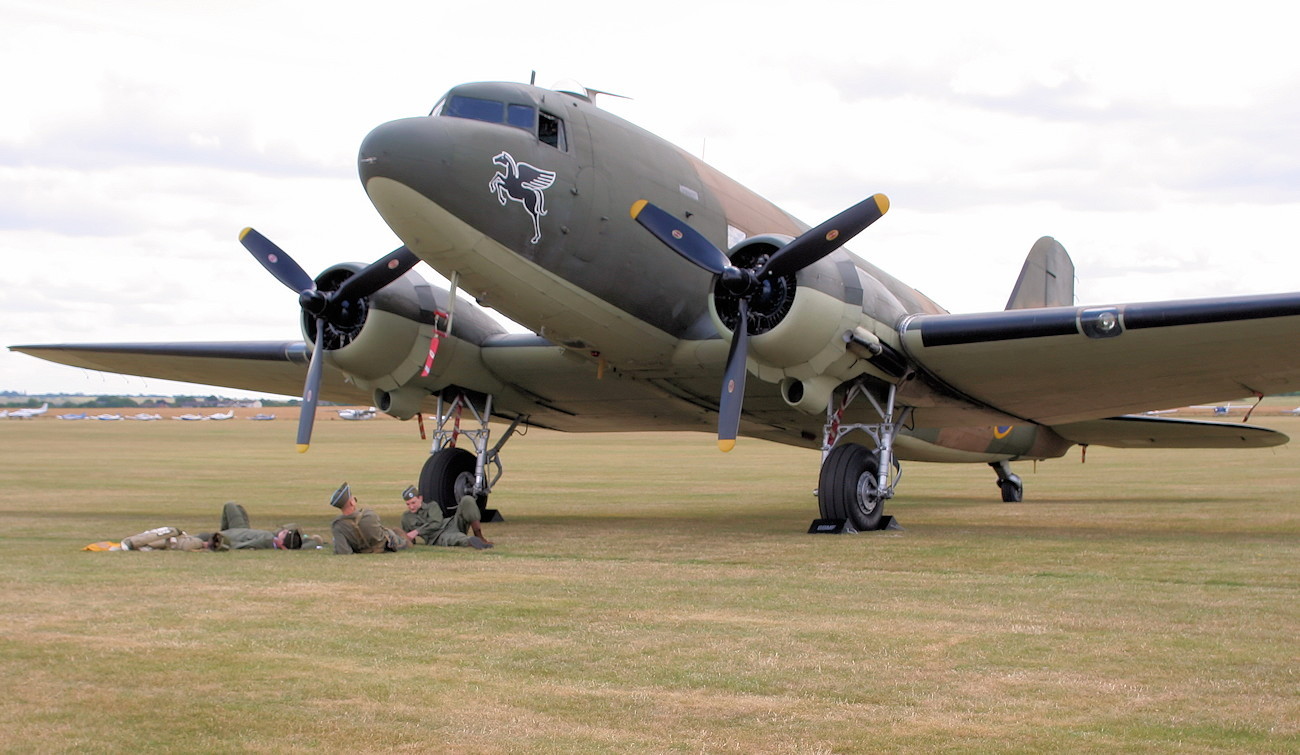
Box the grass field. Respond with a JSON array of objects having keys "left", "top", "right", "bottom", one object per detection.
[{"left": 1, "top": 412, "right": 1297, "bottom": 752}]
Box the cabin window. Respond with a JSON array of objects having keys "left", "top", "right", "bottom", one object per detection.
[{"left": 539, "top": 112, "right": 566, "bottom": 150}]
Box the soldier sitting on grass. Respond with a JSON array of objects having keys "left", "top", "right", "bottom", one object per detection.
[
  {"left": 328, "top": 482, "right": 409, "bottom": 554},
  {"left": 399, "top": 485, "right": 493, "bottom": 550}
]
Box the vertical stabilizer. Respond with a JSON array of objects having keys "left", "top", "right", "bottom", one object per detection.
[{"left": 1005, "top": 236, "right": 1075, "bottom": 309}]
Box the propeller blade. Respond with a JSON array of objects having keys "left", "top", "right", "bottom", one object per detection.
[
  {"left": 759, "top": 194, "right": 889, "bottom": 279},
  {"left": 332, "top": 246, "right": 420, "bottom": 302},
  {"left": 239, "top": 228, "right": 316, "bottom": 293},
  {"left": 631, "top": 200, "right": 730, "bottom": 275},
  {"left": 296, "top": 319, "right": 326, "bottom": 453},
  {"left": 717, "top": 299, "right": 750, "bottom": 452}
]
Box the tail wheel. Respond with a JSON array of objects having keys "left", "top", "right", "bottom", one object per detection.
[
  {"left": 419, "top": 447, "right": 487, "bottom": 517},
  {"left": 818, "top": 443, "right": 885, "bottom": 531}
]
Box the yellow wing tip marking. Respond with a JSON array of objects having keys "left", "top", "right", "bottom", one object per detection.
[
  {"left": 630, "top": 199, "right": 648, "bottom": 219},
  {"left": 718, "top": 439, "right": 736, "bottom": 453},
  {"left": 874, "top": 194, "right": 890, "bottom": 215},
  {"left": 296, "top": 444, "right": 310, "bottom": 454}
]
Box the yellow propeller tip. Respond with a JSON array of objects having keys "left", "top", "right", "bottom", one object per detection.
[
  {"left": 630, "top": 199, "right": 648, "bottom": 219},
  {"left": 296, "top": 444, "right": 310, "bottom": 454},
  {"left": 718, "top": 439, "right": 736, "bottom": 453},
  {"left": 874, "top": 194, "right": 890, "bottom": 214},
  {"left": 239, "top": 227, "right": 253, "bottom": 240}
]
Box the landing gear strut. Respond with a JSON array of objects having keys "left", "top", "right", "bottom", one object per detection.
[
  {"left": 418, "top": 391, "right": 523, "bottom": 520},
  {"left": 990, "top": 460, "right": 1023, "bottom": 502},
  {"left": 815, "top": 380, "right": 910, "bottom": 532}
]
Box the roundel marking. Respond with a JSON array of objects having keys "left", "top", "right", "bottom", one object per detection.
[
  {"left": 826, "top": 229, "right": 840, "bottom": 242},
  {"left": 671, "top": 229, "right": 684, "bottom": 240},
  {"left": 993, "top": 425, "right": 1013, "bottom": 439}
]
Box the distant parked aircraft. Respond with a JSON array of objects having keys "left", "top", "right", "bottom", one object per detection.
[
  {"left": 57, "top": 412, "right": 88, "bottom": 420},
  {"left": 249, "top": 413, "right": 277, "bottom": 421},
  {"left": 6, "top": 403, "right": 49, "bottom": 419},
  {"left": 207, "top": 410, "right": 235, "bottom": 421},
  {"left": 125, "top": 413, "right": 162, "bottom": 421},
  {"left": 337, "top": 407, "right": 378, "bottom": 421}
]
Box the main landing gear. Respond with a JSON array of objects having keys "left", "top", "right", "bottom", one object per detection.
[
  {"left": 814, "top": 380, "right": 911, "bottom": 533},
  {"left": 418, "top": 391, "right": 523, "bottom": 521}
]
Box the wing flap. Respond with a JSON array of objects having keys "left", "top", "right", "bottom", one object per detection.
[
  {"left": 901, "top": 292, "right": 1300, "bottom": 424},
  {"left": 1051, "top": 414, "right": 1288, "bottom": 448}
]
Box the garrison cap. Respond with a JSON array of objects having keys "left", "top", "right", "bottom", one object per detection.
[
  {"left": 402, "top": 485, "right": 419, "bottom": 501},
  {"left": 330, "top": 482, "right": 351, "bottom": 509},
  {"left": 282, "top": 528, "right": 303, "bottom": 550}
]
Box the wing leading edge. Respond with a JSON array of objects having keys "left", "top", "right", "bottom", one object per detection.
[
  {"left": 7, "top": 341, "right": 373, "bottom": 404},
  {"left": 900, "top": 292, "right": 1300, "bottom": 426}
]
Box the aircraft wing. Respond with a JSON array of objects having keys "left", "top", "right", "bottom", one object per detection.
[
  {"left": 1050, "top": 414, "right": 1287, "bottom": 448},
  {"left": 900, "top": 292, "right": 1300, "bottom": 426},
  {"left": 8, "top": 341, "right": 370, "bottom": 404}
]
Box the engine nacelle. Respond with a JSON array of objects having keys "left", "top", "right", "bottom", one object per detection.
[
  {"left": 305, "top": 263, "right": 510, "bottom": 419},
  {"left": 707, "top": 236, "right": 871, "bottom": 393}
]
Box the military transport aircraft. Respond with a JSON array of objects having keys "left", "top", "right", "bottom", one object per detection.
[{"left": 13, "top": 80, "right": 1300, "bottom": 531}]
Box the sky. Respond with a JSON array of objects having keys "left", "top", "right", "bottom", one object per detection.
[{"left": 3, "top": 0, "right": 1299, "bottom": 400}]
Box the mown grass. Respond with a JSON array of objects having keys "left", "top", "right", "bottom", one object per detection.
[{"left": 0, "top": 415, "right": 1297, "bottom": 752}]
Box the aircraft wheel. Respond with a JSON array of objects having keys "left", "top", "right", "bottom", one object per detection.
[
  {"left": 999, "top": 475, "right": 1024, "bottom": 503},
  {"left": 419, "top": 448, "right": 486, "bottom": 517},
  {"left": 818, "top": 443, "right": 885, "bottom": 531}
]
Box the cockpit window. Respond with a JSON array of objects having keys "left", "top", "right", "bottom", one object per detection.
[
  {"left": 539, "top": 112, "right": 565, "bottom": 150},
  {"left": 440, "top": 95, "right": 538, "bottom": 136},
  {"left": 434, "top": 94, "right": 565, "bottom": 150},
  {"left": 445, "top": 95, "right": 506, "bottom": 124},
  {"left": 507, "top": 104, "right": 535, "bottom": 130}
]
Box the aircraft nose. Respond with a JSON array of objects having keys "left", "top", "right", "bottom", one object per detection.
[{"left": 357, "top": 116, "right": 449, "bottom": 190}]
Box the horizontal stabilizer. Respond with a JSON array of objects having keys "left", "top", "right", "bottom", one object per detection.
[{"left": 1051, "top": 414, "right": 1288, "bottom": 449}]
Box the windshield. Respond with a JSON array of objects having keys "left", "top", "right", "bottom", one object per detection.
[{"left": 440, "top": 95, "right": 536, "bottom": 132}]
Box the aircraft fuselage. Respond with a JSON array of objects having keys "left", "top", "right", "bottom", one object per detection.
[{"left": 358, "top": 81, "right": 1070, "bottom": 464}]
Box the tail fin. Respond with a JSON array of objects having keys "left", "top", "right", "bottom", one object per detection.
[{"left": 1005, "top": 236, "right": 1075, "bottom": 310}]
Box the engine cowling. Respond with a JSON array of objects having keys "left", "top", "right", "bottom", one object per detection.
[
  {"left": 706, "top": 236, "right": 874, "bottom": 412},
  {"left": 305, "top": 264, "right": 507, "bottom": 419}
]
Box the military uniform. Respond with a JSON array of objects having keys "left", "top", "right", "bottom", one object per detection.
[
  {"left": 402, "top": 496, "right": 481, "bottom": 547},
  {"left": 209, "top": 502, "right": 303, "bottom": 551},
  {"left": 332, "top": 507, "right": 408, "bottom": 554}
]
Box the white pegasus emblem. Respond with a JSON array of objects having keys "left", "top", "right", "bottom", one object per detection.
[{"left": 488, "top": 151, "right": 557, "bottom": 244}]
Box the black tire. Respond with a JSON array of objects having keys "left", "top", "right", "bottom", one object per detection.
[
  {"left": 818, "top": 443, "right": 885, "bottom": 531},
  {"left": 419, "top": 448, "right": 486, "bottom": 517},
  {"left": 999, "top": 476, "right": 1024, "bottom": 503}
]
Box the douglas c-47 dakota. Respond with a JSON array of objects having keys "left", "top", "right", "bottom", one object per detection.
[{"left": 15, "top": 80, "right": 1300, "bottom": 531}]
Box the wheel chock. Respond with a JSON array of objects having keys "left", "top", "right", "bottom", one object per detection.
[{"left": 807, "top": 515, "right": 901, "bottom": 534}]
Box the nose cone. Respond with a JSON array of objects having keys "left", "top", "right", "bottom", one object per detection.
[{"left": 357, "top": 116, "right": 448, "bottom": 192}]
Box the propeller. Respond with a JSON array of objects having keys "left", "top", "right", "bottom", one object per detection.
[
  {"left": 239, "top": 228, "right": 420, "bottom": 452},
  {"left": 631, "top": 194, "right": 889, "bottom": 451}
]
